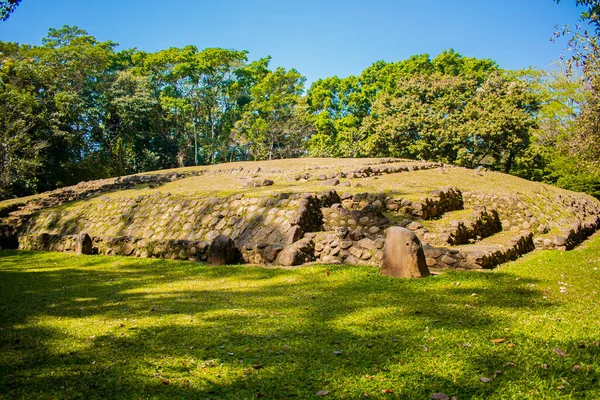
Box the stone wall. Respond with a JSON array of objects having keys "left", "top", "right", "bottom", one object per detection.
[
  {"left": 464, "top": 191, "right": 600, "bottom": 251},
  {"left": 337, "top": 186, "right": 463, "bottom": 220},
  {"left": 463, "top": 192, "right": 543, "bottom": 233},
  {"left": 533, "top": 215, "right": 600, "bottom": 250},
  {"left": 22, "top": 192, "right": 305, "bottom": 246},
  {"left": 294, "top": 161, "right": 446, "bottom": 182},
  {"left": 420, "top": 209, "right": 502, "bottom": 246},
  {"left": 11, "top": 180, "right": 600, "bottom": 272},
  {"left": 423, "top": 232, "right": 535, "bottom": 270},
  {"left": 322, "top": 204, "right": 390, "bottom": 235},
  {"left": 18, "top": 233, "right": 211, "bottom": 261}
]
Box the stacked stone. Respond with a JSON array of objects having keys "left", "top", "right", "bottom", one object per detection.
[
  {"left": 336, "top": 187, "right": 463, "bottom": 221},
  {"left": 427, "top": 209, "right": 502, "bottom": 245},
  {"left": 322, "top": 204, "right": 390, "bottom": 235},
  {"left": 22, "top": 192, "right": 305, "bottom": 245},
  {"left": 19, "top": 233, "right": 212, "bottom": 261},
  {"left": 463, "top": 192, "right": 544, "bottom": 233},
  {"left": 560, "top": 195, "right": 600, "bottom": 221},
  {"left": 293, "top": 161, "right": 446, "bottom": 183},
  {"left": 0, "top": 170, "right": 204, "bottom": 238},
  {"left": 534, "top": 215, "right": 600, "bottom": 250},
  {"left": 423, "top": 231, "right": 535, "bottom": 270},
  {"left": 345, "top": 162, "right": 442, "bottom": 179}
]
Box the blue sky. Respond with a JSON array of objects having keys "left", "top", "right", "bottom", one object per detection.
[{"left": 0, "top": 0, "right": 585, "bottom": 86}]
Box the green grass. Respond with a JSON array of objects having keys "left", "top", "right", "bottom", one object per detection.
[{"left": 1, "top": 236, "right": 600, "bottom": 399}]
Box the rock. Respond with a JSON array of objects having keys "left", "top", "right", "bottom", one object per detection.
[
  {"left": 335, "top": 227, "right": 349, "bottom": 239},
  {"left": 380, "top": 227, "right": 430, "bottom": 278},
  {"left": 425, "top": 257, "right": 437, "bottom": 267},
  {"left": 322, "top": 178, "right": 340, "bottom": 186},
  {"left": 208, "top": 235, "right": 238, "bottom": 265},
  {"left": 340, "top": 240, "right": 353, "bottom": 249},
  {"left": 348, "top": 230, "right": 364, "bottom": 241},
  {"left": 406, "top": 221, "right": 423, "bottom": 231},
  {"left": 293, "top": 238, "right": 313, "bottom": 253},
  {"left": 263, "top": 244, "right": 284, "bottom": 263},
  {"left": 369, "top": 226, "right": 380, "bottom": 234},
  {"left": 285, "top": 226, "right": 304, "bottom": 244},
  {"left": 261, "top": 179, "right": 274, "bottom": 186},
  {"left": 440, "top": 255, "right": 458, "bottom": 265},
  {"left": 277, "top": 246, "right": 305, "bottom": 266},
  {"left": 75, "top": 232, "right": 93, "bottom": 255},
  {"left": 358, "top": 238, "right": 375, "bottom": 250},
  {"left": 553, "top": 236, "right": 567, "bottom": 247},
  {"left": 122, "top": 241, "right": 135, "bottom": 256}
]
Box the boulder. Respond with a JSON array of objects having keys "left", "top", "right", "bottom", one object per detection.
[
  {"left": 263, "top": 244, "right": 284, "bottom": 263},
  {"left": 380, "top": 227, "right": 430, "bottom": 278},
  {"left": 208, "top": 235, "right": 238, "bottom": 265},
  {"left": 75, "top": 232, "right": 93, "bottom": 255},
  {"left": 322, "top": 178, "right": 340, "bottom": 186},
  {"left": 285, "top": 225, "right": 304, "bottom": 244},
  {"left": 277, "top": 246, "right": 305, "bottom": 266},
  {"left": 122, "top": 241, "right": 135, "bottom": 256},
  {"left": 0, "top": 225, "right": 18, "bottom": 250}
]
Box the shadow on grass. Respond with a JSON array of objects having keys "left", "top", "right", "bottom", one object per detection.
[{"left": 0, "top": 250, "right": 598, "bottom": 399}]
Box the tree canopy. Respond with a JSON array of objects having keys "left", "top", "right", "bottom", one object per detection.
[{"left": 0, "top": 23, "right": 598, "bottom": 199}]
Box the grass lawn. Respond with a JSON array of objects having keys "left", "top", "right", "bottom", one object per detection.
[{"left": 1, "top": 236, "right": 600, "bottom": 399}]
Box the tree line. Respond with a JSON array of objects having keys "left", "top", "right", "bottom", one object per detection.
[{"left": 1, "top": 24, "right": 598, "bottom": 200}]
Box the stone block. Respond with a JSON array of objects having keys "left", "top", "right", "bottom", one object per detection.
[
  {"left": 208, "top": 235, "right": 239, "bottom": 265},
  {"left": 380, "top": 227, "right": 430, "bottom": 278},
  {"left": 277, "top": 246, "right": 305, "bottom": 266},
  {"left": 75, "top": 232, "right": 93, "bottom": 255}
]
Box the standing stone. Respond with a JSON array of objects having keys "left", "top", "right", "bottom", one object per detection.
[
  {"left": 208, "top": 235, "right": 238, "bottom": 265},
  {"left": 380, "top": 227, "right": 430, "bottom": 278},
  {"left": 0, "top": 225, "right": 18, "bottom": 250},
  {"left": 75, "top": 232, "right": 93, "bottom": 255}
]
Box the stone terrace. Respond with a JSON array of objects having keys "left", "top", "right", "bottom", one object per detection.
[{"left": 2, "top": 158, "right": 600, "bottom": 271}]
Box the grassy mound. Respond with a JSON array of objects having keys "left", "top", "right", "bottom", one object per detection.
[{"left": 1, "top": 233, "right": 599, "bottom": 399}]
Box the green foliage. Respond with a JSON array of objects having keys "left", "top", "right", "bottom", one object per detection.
[
  {"left": 0, "top": 28, "right": 311, "bottom": 199},
  {"left": 360, "top": 72, "right": 538, "bottom": 171},
  {"left": 552, "top": 1, "right": 600, "bottom": 172},
  {"left": 0, "top": 80, "right": 44, "bottom": 198},
  {"left": 233, "top": 67, "right": 311, "bottom": 160},
  {"left": 303, "top": 51, "right": 523, "bottom": 166},
  {"left": 2, "top": 23, "right": 596, "bottom": 199},
  {"left": 0, "top": 0, "right": 20, "bottom": 21}
]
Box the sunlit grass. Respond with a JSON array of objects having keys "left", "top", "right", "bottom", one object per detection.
[{"left": 1, "top": 234, "right": 600, "bottom": 399}]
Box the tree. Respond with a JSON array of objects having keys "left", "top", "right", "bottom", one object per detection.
[
  {"left": 0, "top": 0, "right": 20, "bottom": 21},
  {"left": 102, "top": 71, "right": 161, "bottom": 175},
  {"left": 306, "top": 75, "right": 369, "bottom": 157},
  {"left": 233, "top": 67, "right": 312, "bottom": 160},
  {"left": 456, "top": 73, "right": 538, "bottom": 172},
  {"left": 554, "top": 0, "right": 600, "bottom": 165},
  {"left": 535, "top": 0, "right": 600, "bottom": 197},
  {"left": 360, "top": 72, "right": 538, "bottom": 171},
  {"left": 143, "top": 46, "right": 248, "bottom": 165},
  {"left": 304, "top": 50, "right": 499, "bottom": 158},
  {"left": 0, "top": 73, "right": 44, "bottom": 198}
]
